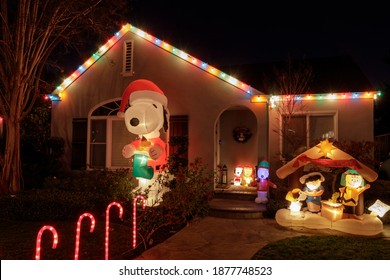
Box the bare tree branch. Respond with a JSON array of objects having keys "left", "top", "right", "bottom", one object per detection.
[
  {"left": 270, "top": 57, "right": 313, "bottom": 161},
  {"left": 0, "top": 0, "right": 129, "bottom": 194}
]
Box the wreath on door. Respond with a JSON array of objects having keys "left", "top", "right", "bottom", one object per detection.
[{"left": 232, "top": 126, "right": 252, "bottom": 143}]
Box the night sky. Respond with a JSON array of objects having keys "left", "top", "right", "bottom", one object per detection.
[{"left": 127, "top": 1, "right": 390, "bottom": 88}]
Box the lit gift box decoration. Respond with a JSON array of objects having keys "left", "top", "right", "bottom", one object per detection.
[{"left": 321, "top": 200, "right": 344, "bottom": 222}]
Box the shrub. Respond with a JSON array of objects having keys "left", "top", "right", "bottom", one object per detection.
[
  {"left": 1, "top": 169, "right": 137, "bottom": 221},
  {"left": 159, "top": 158, "right": 214, "bottom": 219},
  {"left": 0, "top": 189, "right": 102, "bottom": 221},
  {"left": 137, "top": 157, "right": 215, "bottom": 248}
]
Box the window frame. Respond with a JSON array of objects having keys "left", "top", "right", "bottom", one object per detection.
[
  {"left": 87, "top": 98, "right": 127, "bottom": 170},
  {"left": 279, "top": 110, "right": 338, "bottom": 160},
  {"left": 85, "top": 98, "right": 185, "bottom": 170}
]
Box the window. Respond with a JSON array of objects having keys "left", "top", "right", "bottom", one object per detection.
[
  {"left": 281, "top": 112, "right": 337, "bottom": 160},
  {"left": 122, "top": 40, "right": 134, "bottom": 76},
  {"left": 111, "top": 120, "right": 134, "bottom": 167},
  {"left": 87, "top": 99, "right": 132, "bottom": 170},
  {"left": 85, "top": 100, "right": 188, "bottom": 170}
]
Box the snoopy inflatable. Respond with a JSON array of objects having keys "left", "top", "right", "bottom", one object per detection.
[
  {"left": 117, "top": 79, "right": 169, "bottom": 180},
  {"left": 253, "top": 160, "right": 277, "bottom": 204}
]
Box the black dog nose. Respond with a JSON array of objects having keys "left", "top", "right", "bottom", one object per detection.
[{"left": 130, "top": 118, "right": 139, "bottom": 126}]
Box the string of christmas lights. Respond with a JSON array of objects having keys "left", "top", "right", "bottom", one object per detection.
[
  {"left": 74, "top": 213, "right": 95, "bottom": 260},
  {"left": 105, "top": 202, "right": 124, "bottom": 260},
  {"left": 48, "top": 23, "right": 380, "bottom": 103}
]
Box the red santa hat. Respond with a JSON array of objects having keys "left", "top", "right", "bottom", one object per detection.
[{"left": 117, "top": 79, "right": 167, "bottom": 117}]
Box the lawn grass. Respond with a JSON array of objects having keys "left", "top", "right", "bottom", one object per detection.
[
  {"left": 1, "top": 179, "right": 389, "bottom": 260},
  {"left": 251, "top": 235, "right": 390, "bottom": 259},
  {"left": 250, "top": 178, "right": 390, "bottom": 260}
]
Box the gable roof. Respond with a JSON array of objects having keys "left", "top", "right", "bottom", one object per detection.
[
  {"left": 49, "top": 23, "right": 255, "bottom": 100},
  {"left": 48, "top": 24, "right": 380, "bottom": 103}
]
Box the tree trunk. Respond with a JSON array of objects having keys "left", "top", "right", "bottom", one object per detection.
[{"left": 0, "top": 117, "right": 21, "bottom": 195}]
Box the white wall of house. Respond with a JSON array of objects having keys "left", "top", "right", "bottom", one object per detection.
[
  {"left": 51, "top": 29, "right": 267, "bottom": 175},
  {"left": 267, "top": 97, "right": 375, "bottom": 177},
  {"left": 50, "top": 27, "right": 375, "bottom": 187}
]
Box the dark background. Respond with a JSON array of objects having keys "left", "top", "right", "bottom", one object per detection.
[
  {"left": 55, "top": 1, "right": 390, "bottom": 135},
  {"left": 127, "top": 1, "right": 390, "bottom": 88}
]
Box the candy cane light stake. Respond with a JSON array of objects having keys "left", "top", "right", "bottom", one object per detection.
[
  {"left": 105, "top": 202, "right": 124, "bottom": 260},
  {"left": 74, "top": 213, "right": 95, "bottom": 260},
  {"left": 35, "top": 225, "right": 58, "bottom": 260},
  {"left": 133, "top": 195, "right": 146, "bottom": 249}
]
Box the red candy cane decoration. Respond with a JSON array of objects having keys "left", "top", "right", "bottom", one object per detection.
[
  {"left": 74, "top": 213, "right": 95, "bottom": 260},
  {"left": 105, "top": 202, "right": 124, "bottom": 260},
  {"left": 133, "top": 195, "right": 146, "bottom": 248},
  {"left": 35, "top": 226, "right": 58, "bottom": 260}
]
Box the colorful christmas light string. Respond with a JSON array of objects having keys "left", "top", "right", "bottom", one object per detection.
[{"left": 48, "top": 23, "right": 380, "bottom": 104}]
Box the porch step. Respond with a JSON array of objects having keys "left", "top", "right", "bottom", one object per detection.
[
  {"left": 209, "top": 191, "right": 266, "bottom": 219},
  {"left": 213, "top": 190, "right": 257, "bottom": 200}
]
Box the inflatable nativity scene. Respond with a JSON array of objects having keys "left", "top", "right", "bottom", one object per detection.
[{"left": 275, "top": 138, "right": 390, "bottom": 236}]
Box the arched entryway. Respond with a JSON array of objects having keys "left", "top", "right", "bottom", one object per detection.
[{"left": 215, "top": 105, "right": 258, "bottom": 193}]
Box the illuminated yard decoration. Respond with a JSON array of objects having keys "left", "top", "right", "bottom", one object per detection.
[
  {"left": 254, "top": 161, "right": 277, "bottom": 204},
  {"left": 339, "top": 169, "right": 371, "bottom": 216},
  {"left": 105, "top": 202, "right": 124, "bottom": 260},
  {"left": 368, "top": 200, "right": 390, "bottom": 217},
  {"left": 133, "top": 195, "right": 146, "bottom": 249},
  {"left": 132, "top": 152, "right": 154, "bottom": 179},
  {"left": 233, "top": 165, "right": 243, "bottom": 186},
  {"left": 289, "top": 201, "right": 302, "bottom": 214},
  {"left": 285, "top": 188, "right": 305, "bottom": 216},
  {"left": 118, "top": 80, "right": 168, "bottom": 181},
  {"left": 275, "top": 140, "right": 383, "bottom": 236},
  {"left": 118, "top": 79, "right": 170, "bottom": 206},
  {"left": 299, "top": 172, "right": 325, "bottom": 213},
  {"left": 321, "top": 200, "right": 344, "bottom": 222},
  {"left": 243, "top": 166, "right": 254, "bottom": 186},
  {"left": 74, "top": 213, "right": 96, "bottom": 260},
  {"left": 35, "top": 226, "right": 58, "bottom": 260}
]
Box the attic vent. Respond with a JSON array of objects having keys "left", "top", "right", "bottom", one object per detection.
[{"left": 122, "top": 40, "right": 134, "bottom": 76}]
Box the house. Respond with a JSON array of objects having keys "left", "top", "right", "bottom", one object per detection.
[{"left": 49, "top": 23, "right": 380, "bottom": 194}]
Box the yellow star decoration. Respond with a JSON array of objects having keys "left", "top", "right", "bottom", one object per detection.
[{"left": 317, "top": 138, "right": 336, "bottom": 157}]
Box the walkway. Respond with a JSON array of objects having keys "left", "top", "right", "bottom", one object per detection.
[{"left": 135, "top": 216, "right": 390, "bottom": 260}]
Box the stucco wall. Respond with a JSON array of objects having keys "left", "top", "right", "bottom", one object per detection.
[
  {"left": 52, "top": 28, "right": 374, "bottom": 181},
  {"left": 268, "top": 98, "right": 375, "bottom": 179},
  {"left": 51, "top": 30, "right": 268, "bottom": 172}
]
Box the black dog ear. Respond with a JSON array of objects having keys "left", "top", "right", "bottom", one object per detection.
[{"left": 163, "top": 108, "right": 169, "bottom": 132}]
